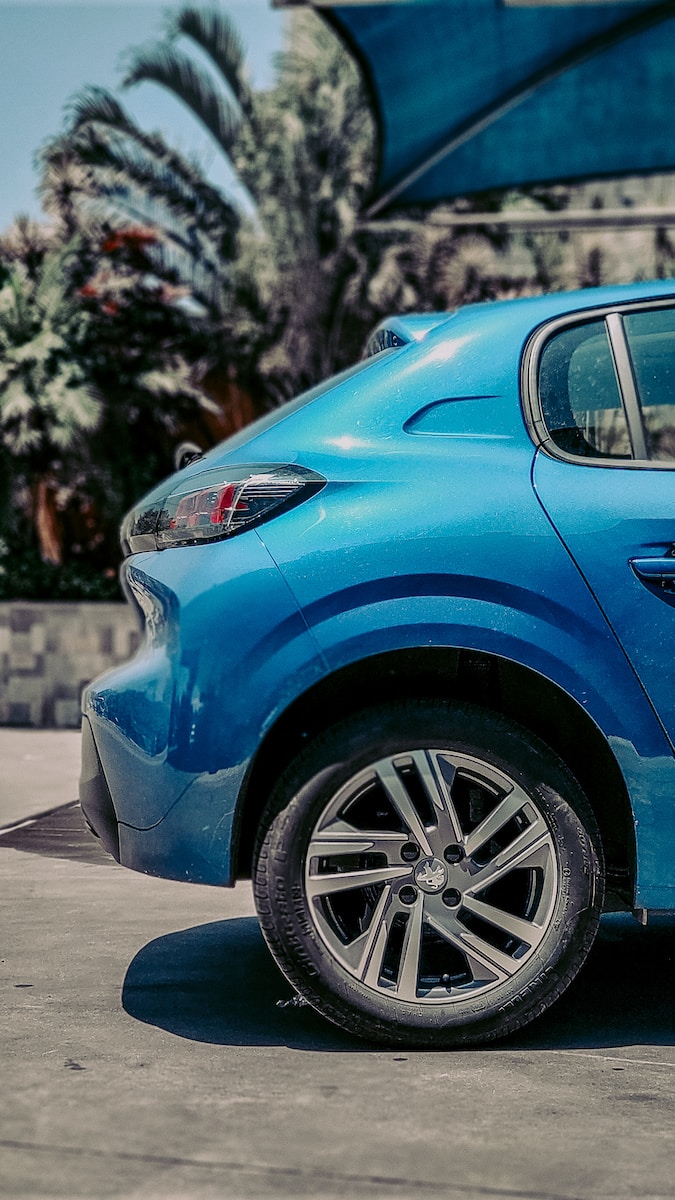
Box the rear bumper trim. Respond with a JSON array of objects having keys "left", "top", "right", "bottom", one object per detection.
[{"left": 79, "top": 716, "right": 120, "bottom": 861}]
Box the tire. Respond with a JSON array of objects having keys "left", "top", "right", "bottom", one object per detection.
[{"left": 253, "top": 699, "right": 604, "bottom": 1047}]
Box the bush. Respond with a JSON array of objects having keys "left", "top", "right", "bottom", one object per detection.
[{"left": 0, "top": 532, "right": 122, "bottom": 602}]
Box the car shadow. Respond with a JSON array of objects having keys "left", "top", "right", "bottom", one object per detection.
[
  {"left": 505, "top": 911, "right": 674, "bottom": 1051},
  {"left": 122, "top": 912, "right": 674, "bottom": 1052},
  {"left": 122, "top": 915, "right": 366, "bottom": 1050},
  {"left": 0, "top": 802, "right": 116, "bottom": 867}
]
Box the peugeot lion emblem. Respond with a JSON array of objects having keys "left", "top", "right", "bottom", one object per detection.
[{"left": 414, "top": 858, "right": 447, "bottom": 893}]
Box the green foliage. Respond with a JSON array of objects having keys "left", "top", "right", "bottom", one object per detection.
[
  {"left": 224, "top": 12, "right": 378, "bottom": 399},
  {"left": 0, "top": 532, "right": 120, "bottom": 601},
  {"left": 6, "top": 2, "right": 674, "bottom": 602},
  {"left": 38, "top": 6, "right": 382, "bottom": 402},
  {"left": 0, "top": 249, "right": 100, "bottom": 475},
  {"left": 0, "top": 213, "right": 215, "bottom": 592},
  {"left": 41, "top": 88, "right": 239, "bottom": 316}
]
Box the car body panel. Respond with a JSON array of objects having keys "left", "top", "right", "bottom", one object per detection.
[
  {"left": 84, "top": 533, "right": 326, "bottom": 833},
  {"left": 533, "top": 452, "right": 675, "bottom": 745},
  {"left": 81, "top": 279, "right": 675, "bottom": 912}
]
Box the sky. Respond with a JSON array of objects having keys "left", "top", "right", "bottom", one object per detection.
[{"left": 0, "top": 0, "right": 286, "bottom": 233}]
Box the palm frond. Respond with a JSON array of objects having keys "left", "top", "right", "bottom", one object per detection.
[
  {"left": 41, "top": 87, "right": 242, "bottom": 292},
  {"left": 140, "top": 236, "right": 231, "bottom": 317},
  {"left": 66, "top": 86, "right": 131, "bottom": 136},
  {"left": 61, "top": 87, "right": 240, "bottom": 223},
  {"left": 72, "top": 172, "right": 232, "bottom": 318},
  {"left": 40, "top": 136, "right": 234, "bottom": 320},
  {"left": 166, "top": 5, "right": 254, "bottom": 120},
  {"left": 0, "top": 217, "right": 56, "bottom": 269},
  {"left": 34, "top": 246, "right": 79, "bottom": 322},
  {"left": 122, "top": 46, "right": 243, "bottom": 159},
  {"left": 65, "top": 118, "right": 239, "bottom": 247},
  {"left": 66, "top": 182, "right": 231, "bottom": 318}
]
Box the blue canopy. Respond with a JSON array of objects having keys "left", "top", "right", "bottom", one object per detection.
[{"left": 277, "top": 1, "right": 675, "bottom": 215}]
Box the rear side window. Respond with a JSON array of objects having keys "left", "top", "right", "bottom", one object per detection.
[
  {"left": 623, "top": 308, "right": 675, "bottom": 461},
  {"left": 538, "top": 321, "right": 631, "bottom": 459},
  {"left": 534, "top": 302, "right": 675, "bottom": 465},
  {"left": 363, "top": 328, "right": 407, "bottom": 358}
]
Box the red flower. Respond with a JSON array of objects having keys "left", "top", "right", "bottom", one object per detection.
[{"left": 102, "top": 226, "right": 158, "bottom": 253}]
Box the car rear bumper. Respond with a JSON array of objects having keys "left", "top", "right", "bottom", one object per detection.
[
  {"left": 78, "top": 533, "right": 327, "bottom": 886},
  {"left": 79, "top": 712, "right": 246, "bottom": 885},
  {"left": 80, "top": 715, "right": 120, "bottom": 861}
]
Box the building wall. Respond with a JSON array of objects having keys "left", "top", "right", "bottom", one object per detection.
[{"left": 0, "top": 603, "right": 140, "bottom": 728}]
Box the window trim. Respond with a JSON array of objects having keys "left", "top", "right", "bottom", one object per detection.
[
  {"left": 522, "top": 296, "right": 675, "bottom": 470},
  {"left": 605, "top": 311, "right": 648, "bottom": 461}
]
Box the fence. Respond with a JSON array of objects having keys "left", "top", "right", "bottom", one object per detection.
[{"left": 0, "top": 602, "right": 140, "bottom": 728}]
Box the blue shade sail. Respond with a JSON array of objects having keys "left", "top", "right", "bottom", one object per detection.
[{"left": 279, "top": 1, "right": 675, "bottom": 214}]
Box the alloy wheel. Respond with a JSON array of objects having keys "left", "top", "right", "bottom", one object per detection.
[{"left": 304, "top": 748, "right": 558, "bottom": 1004}]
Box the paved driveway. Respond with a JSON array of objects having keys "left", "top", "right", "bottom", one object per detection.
[
  {"left": 0, "top": 739, "right": 673, "bottom": 1200},
  {"left": 0, "top": 729, "right": 81, "bottom": 825}
]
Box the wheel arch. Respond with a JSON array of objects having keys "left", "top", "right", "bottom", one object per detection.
[{"left": 233, "top": 646, "right": 636, "bottom": 906}]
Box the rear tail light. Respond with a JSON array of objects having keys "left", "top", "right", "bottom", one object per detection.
[{"left": 121, "top": 464, "right": 325, "bottom": 554}]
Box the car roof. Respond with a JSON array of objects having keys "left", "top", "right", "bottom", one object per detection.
[
  {"left": 176, "top": 279, "right": 675, "bottom": 479},
  {"left": 378, "top": 279, "right": 675, "bottom": 349}
]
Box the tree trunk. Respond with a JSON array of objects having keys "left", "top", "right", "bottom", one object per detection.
[{"left": 33, "top": 478, "right": 63, "bottom": 566}]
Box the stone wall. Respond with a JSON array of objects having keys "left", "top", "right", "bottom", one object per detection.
[{"left": 0, "top": 603, "right": 140, "bottom": 728}]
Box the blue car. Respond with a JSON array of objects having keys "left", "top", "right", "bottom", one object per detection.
[{"left": 80, "top": 280, "right": 675, "bottom": 1047}]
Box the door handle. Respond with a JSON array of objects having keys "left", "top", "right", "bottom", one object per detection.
[{"left": 630, "top": 556, "right": 675, "bottom": 588}]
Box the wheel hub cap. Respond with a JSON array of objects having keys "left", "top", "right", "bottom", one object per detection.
[{"left": 414, "top": 857, "right": 447, "bottom": 893}]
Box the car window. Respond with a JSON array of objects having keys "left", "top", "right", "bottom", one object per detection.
[
  {"left": 623, "top": 308, "right": 675, "bottom": 462},
  {"left": 538, "top": 321, "right": 631, "bottom": 459},
  {"left": 362, "top": 328, "right": 407, "bottom": 358}
]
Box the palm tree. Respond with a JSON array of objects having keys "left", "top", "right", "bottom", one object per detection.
[
  {"left": 41, "top": 5, "right": 554, "bottom": 409},
  {"left": 40, "top": 86, "right": 240, "bottom": 325},
  {"left": 39, "top": 6, "right": 379, "bottom": 402}
]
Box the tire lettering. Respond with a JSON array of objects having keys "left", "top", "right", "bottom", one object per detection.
[{"left": 497, "top": 967, "right": 554, "bottom": 1015}]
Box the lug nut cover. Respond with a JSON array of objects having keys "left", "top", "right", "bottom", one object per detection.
[{"left": 401, "top": 842, "right": 420, "bottom": 862}]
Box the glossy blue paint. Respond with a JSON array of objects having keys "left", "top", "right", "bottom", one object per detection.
[
  {"left": 82, "top": 280, "right": 675, "bottom": 911},
  {"left": 84, "top": 533, "right": 326, "bottom": 830},
  {"left": 534, "top": 455, "right": 675, "bottom": 743}
]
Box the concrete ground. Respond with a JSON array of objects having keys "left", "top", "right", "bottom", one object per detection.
[
  {"left": 0, "top": 729, "right": 81, "bottom": 826},
  {"left": 1, "top": 733, "right": 673, "bottom": 1200}
]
